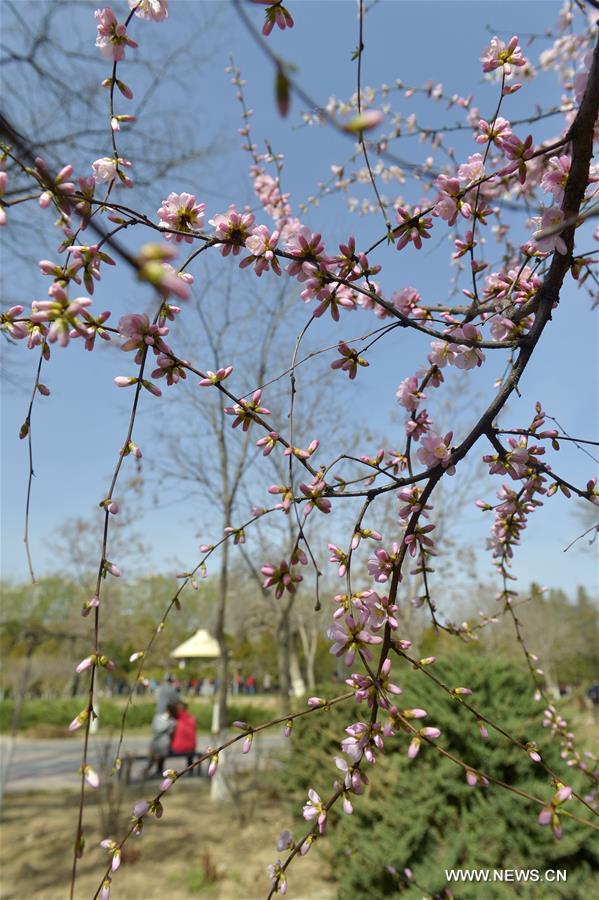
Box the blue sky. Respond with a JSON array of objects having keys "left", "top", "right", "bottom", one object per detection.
[{"left": 1, "top": 0, "right": 597, "bottom": 599}]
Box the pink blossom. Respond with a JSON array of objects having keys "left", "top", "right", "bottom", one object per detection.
[
  {"left": 396, "top": 375, "right": 423, "bottom": 411},
  {"left": 92, "top": 156, "right": 133, "bottom": 186},
  {"left": 1, "top": 306, "right": 28, "bottom": 340},
  {"left": 261, "top": 559, "right": 302, "bottom": 598},
  {"left": 267, "top": 860, "right": 287, "bottom": 895},
  {"left": 302, "top": 788, "right": 327, "bottom": 833},
  {"left": 157, "top": 192, "right": 205, "bottom": 242},
  {"left": 128, "top": 0, "right": 168, "bottom": 20},
  {"left": 541, "top": 156, "right": 570, "bottom": 203},
  {"left": 476, "top": 117, "right": 512, "bottom": 147},
  {"left": 532, "top": 207, "right": 568, "bottom": 256},
  {"left": 330, "top": 341, "right": 369, "bottom": 380},
  {"left": 416, "top": 431, "right": 453, "bottom": 470},
  {"left": 434, "top": 175, "right": 471, "bottom": 225},
  {"left": 428, "top": 340, "right": 456, "bottom": 369},
  {"left": 328, "top": 545, "right": 348, "bottom": 577},
  {"left": 285, "top": 227, "right": 327, "bottom": 280},
  {"left": 450, "top": 324, "right": 485, "bottom": 369},
  {"left": 261, "top": 2, "right": 294, "bottom": 36},
  {"left": 351, "top": 528, "right": 382, "bottom": 550},
  {"left": 299, "top": 479, "right": 331, "bottom": 515},
  {"left": 481, "top": 36, "right": 527, "bottom": 75},
  {"left": 391, "top": 287, "right": 422, "bottom": 316},
  {"left": 394, "top": 206, "right": 433, "bottom": 250},
  {"left": 95, "top": 8, "right": 138, "bottom": 61},
  {"left": 500, "top": 134, "right": 533, "bottom": 184},
  {"left": 240, "top": 225, "right": 281, "bottom": 276},
  {"left": 118, "top": 313, "right": 169, "bottom": 361},
  {"left": 398, "top": 485, "right": 431, "bottom": 520},
  {"left": 457, "top": 153, "right": 486, "bottom": 184},
  {"left": 224, "top": 389, "right": 270, "bottom": 430},
  {"left": 199, "top": 366, "right": 233, "bottom": 386},
  {"left": 151, "top": 353, "right": 187, "bottom": 386},
  {"left": 367, "top": 543, "right": 400, "bottom": 583},
  {"left": 210, "top": 206, "right": 256, "bottom": 256},
  {"left": 328, "top": 611, "right": 383, "bottom": 667},
  {"left": 256, "top": 431, "right": 280, "bottom": 456}
]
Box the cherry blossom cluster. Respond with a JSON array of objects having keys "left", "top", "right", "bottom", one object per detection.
[{"left": 1, "top": 3, "right": 598, "bottom": 898}]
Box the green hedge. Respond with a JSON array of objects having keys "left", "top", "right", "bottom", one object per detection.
[
  {"left": 0, "top": 698, "right": 270, "bottom": 733},
  {"left": 280, "top": 653, "right": 598, "bottom": 899}
]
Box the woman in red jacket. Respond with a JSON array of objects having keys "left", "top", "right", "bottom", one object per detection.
[{"left": 170, "top": 701, "right": 197, "bottom": 768}]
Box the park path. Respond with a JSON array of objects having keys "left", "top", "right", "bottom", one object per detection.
[{"left": 0, "top": 731, "right": 283, "bottom": 793}]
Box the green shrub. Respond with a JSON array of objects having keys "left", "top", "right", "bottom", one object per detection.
[
  {"left": 0, "top": 698, "right": 270, "bottom": 733},
  {"left": 281, "top": 653, "right": 598, "bottom": 899}
]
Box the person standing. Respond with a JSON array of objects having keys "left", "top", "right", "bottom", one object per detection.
[{"left": 156, "top": 673, "right": 179, "bottom": 714}]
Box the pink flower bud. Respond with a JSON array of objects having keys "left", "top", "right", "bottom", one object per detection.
[
  {"left": 407, "top": 737, "right": 421, "bottom": 759},
  {"left": 553, "top": 785, "right": 572, "bottom": 805},
  {"left": 132, "top": 799, "right": 150, "bottom": 819},
  {"left": 69, "top": 710, "right": 89, "bottom": 732},
  {"left": 420, "top": 727, "right": 441, "bottom": 739},
  {"left": 160, "top": 771, "right": 176, "bottom": 792},
  {"left": 84, "top": 765, "right": 100, "bottom": 788},
  {"left": 538, "top": 807, "right": 552, "bottom": 826},
  {"left": 208, "top": 754, "right": 219, "bottom": 777},
  {"left": 76, "top": 655, "right": 96, "bottom": 673}
]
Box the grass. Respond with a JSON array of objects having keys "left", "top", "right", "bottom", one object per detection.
[{"left": 0, "top": 696, "right": 277, "bottom": 737}]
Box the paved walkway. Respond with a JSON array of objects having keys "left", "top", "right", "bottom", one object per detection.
[{"left": 0, "top": 731, "right": 283, "bottom": 793}]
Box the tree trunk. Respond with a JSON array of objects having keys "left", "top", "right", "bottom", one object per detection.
[
  {"left": 298, "top": 622, "right": 318, "bottom": 692},
  {"left": 289, "top": 633, "right": 306, "bottom": 698},
  {"left": 213, "top": 536, "right": 229, "bottom": 732},
  {"left": 276, "top": 612, "right": 291, "bottom": 711}
]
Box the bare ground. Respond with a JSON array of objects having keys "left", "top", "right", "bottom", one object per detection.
[{"left": 0, "top": 782, "right": 336, "bottom": 900}]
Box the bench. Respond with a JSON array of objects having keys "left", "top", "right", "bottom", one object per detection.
[{"left": 119, "top": 751, "right": 205, "bottom": 784}]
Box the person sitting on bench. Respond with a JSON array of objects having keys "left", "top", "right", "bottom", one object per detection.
[
  {"left": 147, "top": 702, "right": 177, "bottom": 776},
  {"left": 171, "top": 700, "right": 197, "bottom": 768}
]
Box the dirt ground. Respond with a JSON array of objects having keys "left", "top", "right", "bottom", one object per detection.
[{"left": 0, "top": 781, "right": 337, "bottom": 900}]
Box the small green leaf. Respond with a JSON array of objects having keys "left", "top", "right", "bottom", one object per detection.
[{"left": 275, "top": 66, "right": 290, "bottom": 118}]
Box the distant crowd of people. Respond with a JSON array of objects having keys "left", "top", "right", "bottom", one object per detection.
[
  {"left": 232, "top": 672, "right": 271, "bottom": 694},
  {"left": 106, "top": 670, "right": 275, "bottom": 699}
]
